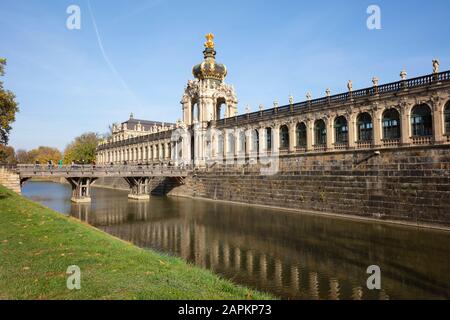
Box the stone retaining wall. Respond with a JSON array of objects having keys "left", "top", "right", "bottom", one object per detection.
[
  {"left": 168, "top": 145, "right": 450, "bottom": 227},
  {"left": 91, "top": 146, "right": 450, "bottom": 227},
  {"left": 0, "top": 167, "right": 21, "bottom": 194}
]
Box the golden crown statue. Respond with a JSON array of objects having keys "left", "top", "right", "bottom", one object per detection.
[{"left": 204, "top": 33, "right": 215, "bottom": 49}]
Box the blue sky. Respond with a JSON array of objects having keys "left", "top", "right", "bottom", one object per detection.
[{"left": 1, "top": 0, "right": 449, "bottom": 151}]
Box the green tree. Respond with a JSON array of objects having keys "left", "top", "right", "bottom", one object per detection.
[
  {"left": 63, "top": 132, "right": 100, "bottom": 164},
  {"left": 0, "top": 144, "right": 16, "bottom": 164},
  {"left": 31, "top": 146, "right": 62, "bottom": 164},
  {"left": 0, "top": 58, "right": 19, "bottom": 145}
]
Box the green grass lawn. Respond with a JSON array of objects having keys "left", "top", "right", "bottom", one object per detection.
[{"left": 0, "top": 185, "right": 273, "bottom": 300}]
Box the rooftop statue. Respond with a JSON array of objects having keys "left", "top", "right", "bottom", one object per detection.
[{"left": 433, "top": 59, "right": 440, "bottom": 74}]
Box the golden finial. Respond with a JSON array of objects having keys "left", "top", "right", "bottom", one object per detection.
[{"left": 204, "top": 33, "right": 215, "bottom": 49}]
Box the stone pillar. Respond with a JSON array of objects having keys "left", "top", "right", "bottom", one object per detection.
[
  {"left": 373, "top": 108, "right": 383, "bottom": 147},
  {"left": 183, "top": 100, "right": 192, "bottom": 126},
  {"left": 234, "top": 129, "right": 240, "bottom": 158},
  {"left": 289, "top": 121, "right": 296, "bottom": 152},
  {"left": 184, "top": 131, "right": 192, "bottom": 165},
  {"left": 432, "top": 99, "right": 445, "bottom": 143},
  {"left": 326, "top": 116, "right": 334, "bottom": 150},
  {"left": 258, "top": 127, "right": 267, "bottom": 156},
  {"left": 348, "top": 113, "right": 356, "bottom": 148},
  {"left": 193, "top": 123, "right": 202, "bottom": 166},
  {"left": 400, "top": 105, "right": 411, "bottom": 145},
  {"left": 245, "top": 129, "right": 252, "bottom": 157},
  {"left": 306, "top": 119, "right": 314, "bottom": 151},
  {"left": 210, "top": 130, "right": 217, "bottom": 160},
  {"left": 223, "top": 130, "right": 229, "bottom": 158},
  {"left": 171, "top": 142, "right": 176, "bottom": 162},
  {"left": 272, "top": 125, "right": 280, "bottom": 154}
]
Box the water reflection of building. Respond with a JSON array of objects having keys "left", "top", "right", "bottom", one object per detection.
[
  {"left": 70, "top": 192, "right": 450, "bottom": 300},
  {"left": 78, "top": 212, "right": 391, "bottom": 299}
]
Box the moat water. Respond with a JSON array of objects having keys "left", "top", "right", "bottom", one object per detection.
[{"left": 23, "top": 181, "right": 450, "bottom": 300}]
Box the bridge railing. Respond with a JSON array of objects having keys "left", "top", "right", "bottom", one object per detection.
[
  {"left": 16, "top": 164, "right": 192, "bottom": 176},
  {"left": 0, "top": 164, "right": 17, "bottom": 170}
]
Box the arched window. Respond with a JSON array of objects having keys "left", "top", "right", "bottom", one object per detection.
[
  {"left": 280, "top": 125, "right": 289, "bottom": 149},
  {"left": 216, "top": 98, "right": 227, "bottom": 120},
  {"left": 334, "top": 116, "right": 348, "bottom": 144},
  {"left": 296, "top": 122, "right": 307, "bottom": 148},
  {"left": 411, "top": 104, "right": 433, "bottom": 137},
  {"left": 266, "top": 128, "right": 272, "bottom": 151},
  {"left": 445, "top": 101, "right": 450, "bottom": 134},
  {"left": 357, "top": 113, "right": 373, "bottom": 141},
  {"left": 252, "top": 129, "right": 259, "bottom": 153},
  {"left": 382, "top": 109, "right": 400, "bottom": 140},
  {"left": 314, "top": 120, "right": 326, "bottom": 146}
]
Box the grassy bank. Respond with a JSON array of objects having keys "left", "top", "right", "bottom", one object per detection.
[{"left": 0, "top": 185, "right": 273, "bottom": 300}]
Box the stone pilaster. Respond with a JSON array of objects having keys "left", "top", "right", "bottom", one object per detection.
[
  {"left": 400, "top": 103, "right": 412, "bottom": 145},
  {"left": 306, "top": 118, "right": 314, "bottom": 151},
  {"left": 272, "top": 124, "right": 280, "bottom": 154},
  {"left": 432, "top": 96, "right": 445, "bottom": 143},
  {"left": 289, "top": 121, "right": 296, "bottom": 152},
  {"left": 372, "top": 106, "right": 383, "bottom": 147},
  {"left": 326, "top": 116, "right": 334, "bottom": 150},
  {"left": 348, "top": 112, "right": 357, "bottom": 148},
  {"left": 259, "top": 126, "right": 267, "bottom": 156}
]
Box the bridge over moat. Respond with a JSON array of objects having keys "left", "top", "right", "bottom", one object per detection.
[{"left": 16, "top": 165, "right": 191, "bottom": 203}]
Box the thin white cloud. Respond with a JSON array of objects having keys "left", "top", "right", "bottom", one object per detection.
[{"left": 87, "top": 0, "right": 142, "bottom": 109}]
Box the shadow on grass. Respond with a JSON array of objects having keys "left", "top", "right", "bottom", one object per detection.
[{"left": 0, "top": 192, "right": 11, "bottom": 200}]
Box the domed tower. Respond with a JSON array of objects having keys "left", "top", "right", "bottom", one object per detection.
[
  {"left": 192, "top": 33, "right": 228, "bottom": 83},
  {"left": 181, "top": 33, "right": 238, "bottom": 126}
]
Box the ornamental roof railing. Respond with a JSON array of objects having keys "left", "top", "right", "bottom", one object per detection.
[
  {"left": 215, "top": 70, "right": 450, "bottom": 127},
  {"left": 97, "top": 129, "right": 174, "bottom": 151}
]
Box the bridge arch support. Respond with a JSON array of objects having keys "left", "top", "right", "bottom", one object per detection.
[
  {"left": 66, "top": 177, "right": 97, "bottom": 203},
  {"left": 125, "top": 177, "right": 151, "bottom": 201}
]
